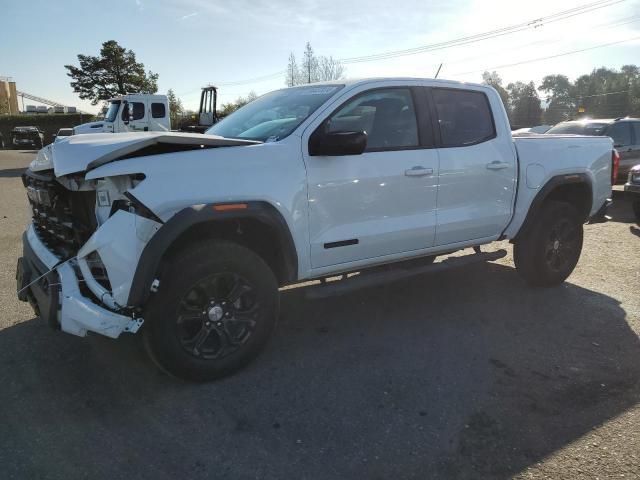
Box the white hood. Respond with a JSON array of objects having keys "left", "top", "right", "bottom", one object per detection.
[
  {"left": 30, "top": 132, "right": 259, "bottom": 177},
  {"left": 73, "top": 121, "right": 106, "bottom": 134}
]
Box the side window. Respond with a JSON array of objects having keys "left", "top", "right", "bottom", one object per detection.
[
  {"left": 432, "top": 88, "right": 495, "bottom": 147},
  {"left": 608, "top": 122, "right": 633, "bottom": 147},
  {"left": 325, "top": 88, "right": 419, "bottom": 150},
  {"left": 132, "top": 102, "right": 145, "bottom": 120},
  {"left": 632, "top": 122, "right": 640, "bottom": 145},
  {"left": 151, "top": 102, "right": 166, "bottom": 119}
]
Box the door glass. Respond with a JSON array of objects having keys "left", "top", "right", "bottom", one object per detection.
[
  {"left": 432, "top": 88, "right": 495, "bottom": 147},
  {"left": 326, "top": 88, "right": 419, "bottom": 150},
  {"left": 131, "top": 102, "right": 145, "bottom": 120},
  {"left": 631, "top": 122, "right": 640, "bottom": 145},
  {"left": 608, "top": 122, "right": 631, "bottom": 146},
  {"left": 151, "top": 103, "right": 166, "bottom": 118}
]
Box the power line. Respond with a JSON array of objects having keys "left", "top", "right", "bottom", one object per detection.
[
  {"left": 195, "top": 0, "right": 629, "bottom": 88},
  {"left": 339, "top": 0, "right": 628, "bottom": 63},
  {"left": 451, "top": 35, "right": 640, "bottom": 76}
]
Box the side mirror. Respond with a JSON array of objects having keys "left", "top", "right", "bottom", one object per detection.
[{"left": 309, "top": 130, "right": 367, "bottom": 156}]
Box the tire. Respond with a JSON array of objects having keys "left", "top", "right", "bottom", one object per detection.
[
  {"left": 633, "top": 199, "right": 640, "bottom": 225},
  {"left": 513, "top": 201, "right": 583, "bottom": 287},
  {"left": 143, "top": 240, "right": 279, "bottom": 381}
]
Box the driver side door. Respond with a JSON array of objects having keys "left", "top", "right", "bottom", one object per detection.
[{"left": 302, "top": 86, "right": 440, "bottom": 269}]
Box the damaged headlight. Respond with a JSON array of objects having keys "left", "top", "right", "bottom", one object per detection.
[{"left": 29, "top": 145, "right": 54, "bottom": 172}]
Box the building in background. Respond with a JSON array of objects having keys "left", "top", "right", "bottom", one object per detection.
[{"left": 0, "top": 77, "right": 19, "bottom": 115}]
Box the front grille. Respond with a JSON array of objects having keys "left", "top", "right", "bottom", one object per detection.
[{"left": 23, "top": 170, "right": 97, "bottom": 259}]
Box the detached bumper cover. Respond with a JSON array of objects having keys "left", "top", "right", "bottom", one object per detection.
[{"left": 17, "top": 224, "right": 142, "bottom": 338}]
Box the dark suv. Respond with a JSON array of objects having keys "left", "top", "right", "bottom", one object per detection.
[
  {"left": 546, "top": 118, "right": 640, "bottom": 182},
  {"left": 10, "top": 126, "right": 44, "bottom": 149}
]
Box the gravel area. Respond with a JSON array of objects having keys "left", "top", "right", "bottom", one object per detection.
[{"left": 0, "top": 149, "right": 638, "bottom": 479}]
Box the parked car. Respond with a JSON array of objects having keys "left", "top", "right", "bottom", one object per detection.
[
  {"left": 545, "top": 118, "right": 640, "bottom": 182},
  {"left": 17, "top": 78, "right": 616, "bottom": 381},
  {"left": 512, "top": 125, "right": 552, "bottom": 135},
  {"left": 53, "top": 128, "right": 74, "bottom": 143},
  {"left": 624, "top": 164, "right": 640, "bottom": 223},
  {"left": 10, "top": 126, "right": 44, "bottom": 149}
]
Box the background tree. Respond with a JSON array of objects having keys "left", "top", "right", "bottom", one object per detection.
[
  {"left": 65, "top": 40, "right": 159, "bottom": 105},
  {"left": 286, "top": 53, "right": 299, "bottom": 87},
  {"left": 538, "top": 74, "right": 575, "bottom": 124},
  {"left": 166, "top": 89, "right": 184, "bottom": 126},
  {"left": 218, "top": 91, "right": 257, "bottom": 117},
  {"left": 481, "top": 71, "right": 510, "bottom": 112},
  {"left": 285, "top": 43, "right": 346, "bottom": 86},
  {"left": 507, "top": 81, "right": 543, "bottom": 128},
  {"left": 301, "top": 42, "right": 319, "bottom": 84}
]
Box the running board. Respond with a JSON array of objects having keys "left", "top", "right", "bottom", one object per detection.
[{"left": 304, "top": 249, "right": 508, "bottom": 299}]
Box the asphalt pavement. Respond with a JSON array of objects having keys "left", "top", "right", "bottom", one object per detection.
[{"left": 0, "top": 149, "right": 638, "bottom": 479}]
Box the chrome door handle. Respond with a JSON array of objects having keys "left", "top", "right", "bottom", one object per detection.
[
  {"left": 405, "top": 166, "right": 433, "bottom": 177},
  {"left": 486, "top": 161, "right": 510, "bottom": 170}
]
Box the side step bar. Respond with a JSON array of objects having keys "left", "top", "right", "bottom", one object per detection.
[{"left": 304, "top": 249, "right": 507, "bottom": 299}]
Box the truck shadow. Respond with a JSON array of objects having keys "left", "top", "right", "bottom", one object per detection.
[
  {"left": 0, "top": 262, "right": 638, "bottom": 479},
  {"left": 0, "top": 167, "right": 27, "bottom": 178},
  {"left": 609, "top": 190, "right": 636, "bottom": 224}
]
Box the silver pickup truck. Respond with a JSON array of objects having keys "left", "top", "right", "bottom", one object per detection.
[{"left": 17, "top": 78, "right": 616, "bottom": 381}]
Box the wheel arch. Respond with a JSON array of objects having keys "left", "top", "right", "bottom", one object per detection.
[
  {"left": 511, "top": 173, "right": 593, "bottom": 242},
  {"left": 127, "top": 201, "right": 298, "bottom": 307}
]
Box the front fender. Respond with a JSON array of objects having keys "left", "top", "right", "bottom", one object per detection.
[{"left": 126, "top": 201, "right": 298, "bottom": 307}]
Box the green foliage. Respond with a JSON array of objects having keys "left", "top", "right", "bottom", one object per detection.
[
  {"left": 167, "top": 89, "right": 184, "bottom": 125},
  {"left": 481, "top": 71, "right": 510, "bottom": 112},
  {"left": 0, "top": 113, "right": 96, "bottom": 145},
  {"left": 65, "top": 40, "right": 159, "bottom": 105},
  {"left": 507, "top": 81, "right": 543, "bottom": 128},
  {"left": 218, "top": 91, "right": 257, "bottom": 117}
]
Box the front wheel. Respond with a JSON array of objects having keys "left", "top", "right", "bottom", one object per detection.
[
  {"left": 514, "top": 201, "right": 583, "bottom": 287},
  {"left": 143, "top": 240, "right": 279, "bottom": 381}
]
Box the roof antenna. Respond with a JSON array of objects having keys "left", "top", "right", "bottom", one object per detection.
[{"left": 434, "top": 63, "right": 443, "bottom": 79}]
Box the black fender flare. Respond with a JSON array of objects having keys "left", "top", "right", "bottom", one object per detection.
[
  {"left": 127, "top": 201, "right": 298, "bottom": 307},
  {"left": 511, "top": 173, "right": 593, "bottom": 241}
]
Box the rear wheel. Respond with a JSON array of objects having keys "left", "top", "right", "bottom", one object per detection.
[
  {"left": 143, "top": 240, "right": 279, "bottom": 381},
  {"left": 514, "top": 201, "right": 583, "bottom": 287}
]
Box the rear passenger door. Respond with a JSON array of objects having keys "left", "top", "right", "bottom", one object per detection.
[{"left": 428, "top": 87, "right": 516, "bottom": 246}]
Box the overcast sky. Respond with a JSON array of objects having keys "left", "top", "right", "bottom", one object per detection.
[{"left": 1, "top": 0, "right": 639, "bottom": 113}]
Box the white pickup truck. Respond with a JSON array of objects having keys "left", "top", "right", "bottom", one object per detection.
[{"left": 17, "top": 78, "right": 617, "bottom": 381}]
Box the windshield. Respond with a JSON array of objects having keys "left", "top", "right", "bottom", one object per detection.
[
  {"left": 546, "top": 122, "right": 608, "bottom": 135},
  {"left": 206, "top": 85, "right": 344, "bottom": 141},
  {"left": 105, "top": 100, "right": 121, "bottom": 123},
  {"left": 57, "top": 129, "right": 72, "bottom": 136}
]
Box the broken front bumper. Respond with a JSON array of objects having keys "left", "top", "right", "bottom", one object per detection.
[{"left": 17, "top": 223, "right": 144, "bottom": 338}]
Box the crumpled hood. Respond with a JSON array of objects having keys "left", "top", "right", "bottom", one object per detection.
[{"left": 30, "top": 132, "right": 260, "bottom": 177}]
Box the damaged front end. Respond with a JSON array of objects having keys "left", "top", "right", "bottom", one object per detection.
[{"left": 17, "top": 166, "right": 160, "bottom": 338}]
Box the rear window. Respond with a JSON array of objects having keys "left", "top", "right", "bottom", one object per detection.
[
  {"left": 545, "top": 122, "right": 608, "bottom": 135},
  {"left": 151, "top": 102, "right": 166, "bottom": 118},
  {"left": 432, "top": 88, "right": 495, "bottom": 147}
]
